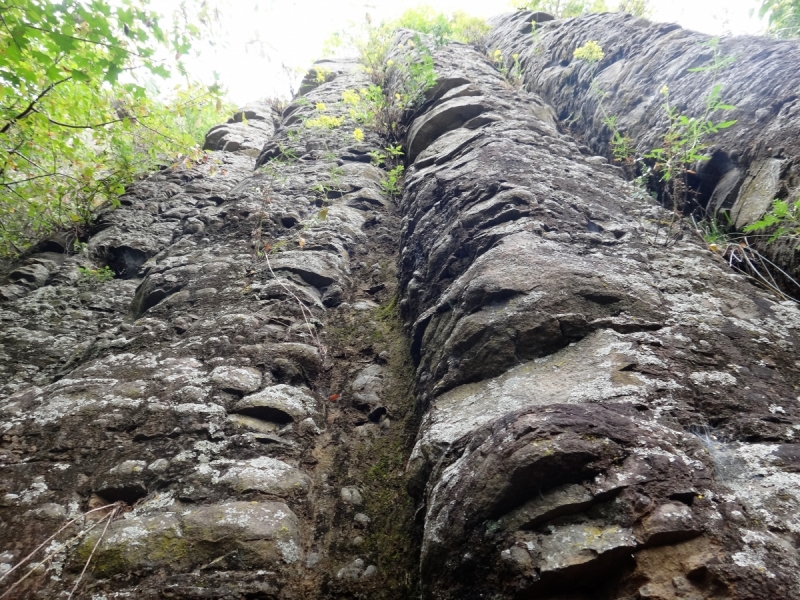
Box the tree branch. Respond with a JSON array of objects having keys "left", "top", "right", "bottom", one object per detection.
[
  {"left": 34, "top": 111, "right": 130, "bottom": 129},
  {"left": 0, "top": 77, "right": 71, "bottom": 134},
  {"left": 0, "top": 171, "right": 81, "bottom": 187},
  {"left": 22, "top": 23, "right": 145, "bottom": 58}
]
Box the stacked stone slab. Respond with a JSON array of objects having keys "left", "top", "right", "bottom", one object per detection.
[
  {"left": 399, "top": 40, "right": 800, "bottom": 599},
  {"left": 488, "top": 10, "right": 800, "bottom": 292},
  {"left": 0, "top": 60, "right": 409, "bottom": 598}
]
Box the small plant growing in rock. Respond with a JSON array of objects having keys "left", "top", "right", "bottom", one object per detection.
[
  {"left": 326, "top": 9, "right": 464, "bottom": 140},
  {"left": 341, "top": 85, "right": 385, "bottom": 127},
  {"left": 644, "top": 39, "right": 736, "bottom": 217},
  {"left": 490, "top": 49, "right": 523, "bottom": 86},
  {"left": 382, "top": 165, "right": 405, "bottom": 198},
  {"left": 368, "top": 149, "right": 387, "bottom": 166},
  {"left": 368, "top": 145, "right": 403, "bottom": 168},
  {"left": 603, "top": 115, "right": 636, "bottom": 165},
  {"left": 574, "top": 41, "right": 636, "bottom": 168},
  {"left": 644, "top": 80, "right": 737, "bottom": 214},
  {"left": 575, "top": 38, "right": 737, "bottom": 246},
  {"left": 743, "top": 197, "right": 800, "bottom": 247},
  {"left": 530, "top": 22, "right": 544, "bottom": 53},
  {"left": 78, "top": 265, "right": 114, "bottom": 282},
  {"left": 304, "top": 114, "right": 345, "bottom": 129},
  {"left": 573, "top": 40, "right": 604, "bottom": 62},
  {"left": 385, "top": 144, "right": 404, "bottom": 160},
  {"left": 313, "top": 66, "right": 332, "bottom": 83}
]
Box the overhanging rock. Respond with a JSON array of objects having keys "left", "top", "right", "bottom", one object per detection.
[{"left": 487, "top": 10, "right": 800, "bottom": 290}]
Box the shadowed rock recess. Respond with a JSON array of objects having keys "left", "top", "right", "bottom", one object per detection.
[{"left": 2, "top": 15, "right": 800, "bottom": 600}]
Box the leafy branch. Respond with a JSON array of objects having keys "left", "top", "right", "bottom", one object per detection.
[{"left": 0, "top": 0, "right": 232, "bottom": 256}]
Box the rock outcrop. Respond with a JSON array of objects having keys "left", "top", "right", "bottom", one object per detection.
[
  {"left": 1, "top": 58, "right": 416, "bottom": 599},
  {"left": 400, "top": 39, "right": 800, "bottom": 599},
  {"left": 488, "top": 10, "right": 800, "bottom": 289},
  {"left": 2, "top": 12, "right": 800, "bottom": 600}
]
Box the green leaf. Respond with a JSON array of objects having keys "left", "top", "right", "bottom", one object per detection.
[
  {"left": 0, "top": 0, "right": 224, "bottom": 258},
  {"left": 104, "top": 64, "right": 123, "bottom": 83},
  {"left": 49, "top": 32, "right": 77, "bottom": 53},
  {"left": 773, "top": 200, "right": 789, "bottom": 218}
]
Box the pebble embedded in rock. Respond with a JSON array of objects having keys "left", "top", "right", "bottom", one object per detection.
[
  {"left": 147, "top": 459, "right": 170, "bottom": 473},
  {"left": 336, "top": 558, "right": 365, "bottom": 580},
  {"left": 354, "top": 513, "right": 371, "bottom": 528},
  {"left": 341, "top": 486, "right": 363, "bottom": 506},
  {"left": 210, "top": 365, "right": 262, "bottom": 394},
  {"left": 363, "top": 565, "right": 377, "bottom": 579}
]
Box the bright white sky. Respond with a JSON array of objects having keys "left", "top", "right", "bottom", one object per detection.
[{"left": 172, "top": 0, "right": 767, "bottom": 105}]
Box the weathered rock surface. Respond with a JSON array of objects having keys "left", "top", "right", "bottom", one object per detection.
[
  {"left": 3, "top": 15, "right": 800, "bottom": 600},
  {"left": 0, "top": 58, "right": 415, "bottom": 599},
  {"left": 203, "top": 100, "right": 278, "bottom": 156},
  {"left": 487, "top": 10, "right": 800, "bottom": 289},
  {"left": 399, "top": 38, "right": 800, "bottom": 600}
]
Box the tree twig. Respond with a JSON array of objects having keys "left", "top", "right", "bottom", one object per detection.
[{"left": 0, "top": 77, "right": 71, "bottom": 134}]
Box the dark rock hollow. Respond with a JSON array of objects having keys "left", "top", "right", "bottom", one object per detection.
[{"left": 2, "top": 13, "right": 800, "bottom": 600}]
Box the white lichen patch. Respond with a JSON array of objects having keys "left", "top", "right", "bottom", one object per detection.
[
  {"left": 215, "top": 456, "right": 311, "bottom": 496},
  {"left": 710, "top": 442, "right": 800, "bottom": 536},
  {"left": 277, "top": 538, "right": 302, "bottom": 563},
  {"left": 415, "top": 330, "right": 648, "bottom": 463},
  {"left": 153, "top": 357, "right": 208, "bottom": 387},
  {"left": 689, "top": 371, "right": 737, "bottom": 386}
]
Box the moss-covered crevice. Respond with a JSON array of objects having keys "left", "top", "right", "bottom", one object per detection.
[{"left": 321, "top": 294, "right": 422, "bottom": 599}]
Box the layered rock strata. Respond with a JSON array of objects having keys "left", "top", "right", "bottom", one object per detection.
[
  {"left": 400, "top": 40, "right": 800, "bottom": 599},
  {"left": 488, "top": 10, "right": 800, "bottom": 288},
  {"left": 2, "top": 15, "right": 800, "bottom": 600},
  {"left": 0, "top": 59, "right": 416, "bottom": 598}
]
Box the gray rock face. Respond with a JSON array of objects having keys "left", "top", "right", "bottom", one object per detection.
[
  {"left": 487, "top": 10, "right": 800, "bottom": 289},
  {"left": 399, "top": 39, "right": 800, "bottom": 600},
  {"left": 0, "top": 56, "right": 408, "bottom": 599},
  {"left": 3, "top": 16, "right": 800, "bottom": 600},
  {"left": 203, "top": 100, "right": 277, "bottom": 156}
]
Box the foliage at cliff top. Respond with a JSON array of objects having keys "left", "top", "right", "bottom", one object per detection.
[
  {"left": 760, "top": 0, "right": 800, "bottom": 37},
  {"left": 320, "top": 7, "right": 488, "bottom": 142},
  {"left": 324, "top": 6, "right": 491, "bottom": 67},
  {"left": 0, "top": 0, "right": 230, "bottom": 257},
  {"left": 513, "top": 0, "right": 651, "bottom": 18}
]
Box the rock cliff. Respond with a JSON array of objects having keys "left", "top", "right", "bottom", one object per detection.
[
  {"left": 488, "top": 10, "right": 800, "bottom": 289},
  {"left": 2, "top": 12, "right": 800, "bottom": 600}
]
